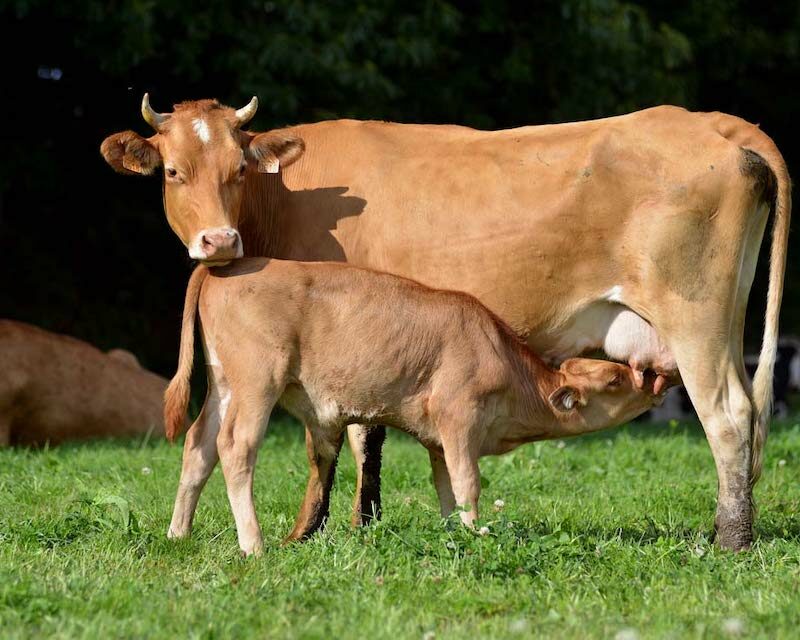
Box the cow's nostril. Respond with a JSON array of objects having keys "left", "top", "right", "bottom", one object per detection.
[{"left": 202, "top": 234, "right": 214, "bottom": 247}]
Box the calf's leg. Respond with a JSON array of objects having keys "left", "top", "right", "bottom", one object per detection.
[
  {"left": 285, "top": 424, "right": 345, "bottom": 542},
  {"left": 168, "top": 389, "right": 223, "bottom": 539},
  {"left": 428, "top": 449, "right": 456, "bottom": 517},
  {"left": 439, "top": 422, "right": 482, "bottom": 526},
  {"left": 217, "top": 397, "right": 274, "bottom": 556}
]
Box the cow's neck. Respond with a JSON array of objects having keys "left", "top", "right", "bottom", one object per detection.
[{"left": 238, "top": 173, "right": 288, "bottom": 258}]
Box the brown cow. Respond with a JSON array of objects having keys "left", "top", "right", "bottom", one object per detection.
[
  {"left": 164, "top": 260, "right": 663, "bottom": 556},
  {"left": 101, "top": 97, "right": 790, "bottom": 550},
  {"left": 0, "top": 320, "right": 166, "bottom": 446}
]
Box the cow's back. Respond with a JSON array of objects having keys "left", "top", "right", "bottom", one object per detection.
[{"left": 263, "top": 106, "right": 746, "bottom": 342}]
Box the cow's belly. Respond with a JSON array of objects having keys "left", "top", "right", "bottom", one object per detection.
[{"left": 534, "top": 301, "right": 619, "bottom": 364}]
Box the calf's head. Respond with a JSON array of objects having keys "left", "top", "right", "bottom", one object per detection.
[
  {"left": 549, "top": 358, "right": 663, "bottom": 430},
  {"left": 101, "top": 95, "right": 305, "bottom": 265}
]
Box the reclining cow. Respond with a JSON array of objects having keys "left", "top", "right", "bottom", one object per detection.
[
  {"left": 102, "top": 96, "right": 790, "bottom": 550},
  {"left": 164, "top": 260, "right": 665, "bottom": 556},
  {"left": 0, "top": 320, "right": 167, "bottom": 446}
]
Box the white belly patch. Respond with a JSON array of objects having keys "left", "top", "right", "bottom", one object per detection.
[{"left": 540, "top": 303, "right": 676, "bottom": 375}]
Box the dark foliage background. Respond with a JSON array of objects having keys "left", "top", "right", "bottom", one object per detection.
[{"left": 1, "top": 0, "right": 798, "bottom": 376}]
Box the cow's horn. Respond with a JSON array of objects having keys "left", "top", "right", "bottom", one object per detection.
[
  {"left": 141, "top": 93, "right": 169, "bottom": 131},
  {"left": 234, "top": 96, "right": 258, "bottom": 128}
]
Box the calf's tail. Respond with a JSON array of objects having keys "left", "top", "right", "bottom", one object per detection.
[{"left": 164, "top": 265, "right": 209, "bottom": 442}]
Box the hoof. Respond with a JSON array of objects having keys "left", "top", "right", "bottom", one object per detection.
[
  {"left": 351, "top": 502, "right": 381, "bottom": 528},
  {"left": 715, "top": 509, "right": 753, "bottom": 552}
]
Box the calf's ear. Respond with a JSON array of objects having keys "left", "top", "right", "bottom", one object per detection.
[
  {"left": 548, "top": 386, "right": 587, "bottom": 412},
  {"left": 245, "top": 130, "right": 305, "bottom": 174},
  {"left": 100, "top": 131, "right": 161, "bottom": 176}
]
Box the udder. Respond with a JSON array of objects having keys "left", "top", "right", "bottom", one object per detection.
[
  {"left": 538, "top": 303, "right": 679, "bottom": 395},
  {"left": 601, "top": 308, "right": 678, "bottom": 394}
]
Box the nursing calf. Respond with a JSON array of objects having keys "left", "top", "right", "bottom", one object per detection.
[{"left": 165, "top": 259, "right": 662, "bottom": 556}]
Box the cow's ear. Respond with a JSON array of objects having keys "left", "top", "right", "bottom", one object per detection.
[
  {"left": 245, "top": 130, "right": 305, "bottom": 174},
  {"left": 100, "top": 130, "right": 161, "bottom": 176},
  {"left": 548, "top": 386, "right": 586, "bottom": 412}
]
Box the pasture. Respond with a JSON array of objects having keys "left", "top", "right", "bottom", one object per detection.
[{"left": 2, "top": 416, "right": 799, "bottom": 639}]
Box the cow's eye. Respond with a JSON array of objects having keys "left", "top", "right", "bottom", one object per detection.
[
  {"left": 166, "top": 167, "right": 178, "bottom": 179},
  {"left": 608, "top": 374, "right": 622, "bottom": 388}
]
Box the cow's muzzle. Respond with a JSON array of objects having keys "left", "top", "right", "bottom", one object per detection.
[{"left": 189, "top": 228, "right": 243, "bottom": 265}]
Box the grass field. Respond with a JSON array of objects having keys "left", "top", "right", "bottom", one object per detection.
[{"left": 1, "top": 416, "right": 799, "bottom": 639}]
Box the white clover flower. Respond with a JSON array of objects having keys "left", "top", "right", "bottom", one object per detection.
[
  {"left": 494, "top": 499, "right": 505, "bottom": 509},
  {"left": 556, "top": 440, "right": 566, "bottom": 449},
  {"left": 141, "top": 466, "right": 152, "bottom": 475},
  {"left": 614, "top": 628, "right": 639, "bottom": 640},
  {"left": 778, "top": 459, "right": 787, "bottom": 467},
  {"left": 721, "top": 617, "right": 745, "bottom": 636},
  {"left": 478, "top": 526, "right": 490, "bottom": 536},
  {"left": 508, "top": 618, "right": 529, "bottom": 633},
  {"left": 422, "top": 632, "right": 436, "bottom": 640}
]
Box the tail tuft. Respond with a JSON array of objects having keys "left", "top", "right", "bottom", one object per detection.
[{"left": 164, "top": 376, "right": 190, "bottom": 442}]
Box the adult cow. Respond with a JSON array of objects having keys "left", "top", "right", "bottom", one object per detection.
[
  {"left": 101, "top": 96, "right": 790, "bottom": 551},
  {"left": 0, "top": 320, "right": 168, "bottom": 445}
]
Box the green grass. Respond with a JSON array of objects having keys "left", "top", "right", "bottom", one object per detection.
[{"left": 1, "top": 417, "right": 799, "bottom": 639}]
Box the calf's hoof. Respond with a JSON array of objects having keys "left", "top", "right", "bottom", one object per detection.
[
  {"left": 167, "top": 526, "right": 191, "bottom": 540},
  {"left": 240, "top": 545, "right": 263, "bottom": 558}
]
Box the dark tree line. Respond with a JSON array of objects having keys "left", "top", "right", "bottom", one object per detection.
[{"left": 2, "top": 0, "right": 798, "bottom": 375}]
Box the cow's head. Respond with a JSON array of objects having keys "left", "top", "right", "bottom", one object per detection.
[
  {"left": 101, "top": 95, "right": 305, "bottom": 265},
  {"left": 549, "top": 358, "right": 664, "bottom": 431}
]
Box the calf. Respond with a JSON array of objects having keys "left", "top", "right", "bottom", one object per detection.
[
  {"left": 0, "top": 320, "right": 167, "bottom": 446},
  {"left": 165, "top": 259, "right": 663, "bottom": 556}
]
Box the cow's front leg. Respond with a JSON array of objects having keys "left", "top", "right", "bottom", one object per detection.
[{"left": 347, "top": 423, "right": 386, "bottom": 526}]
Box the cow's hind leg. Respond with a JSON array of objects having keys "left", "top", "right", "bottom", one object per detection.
[
  {"left": 285, "top": 423, "right": 345, "bottom": 542},
  {"left": 347, "top": 423, "right": 386, "bottom": 526},
  {"left": 672, "top": 339, "right": 754, "bottom": 550}
]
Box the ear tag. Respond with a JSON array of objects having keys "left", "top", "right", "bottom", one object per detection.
[{"left": 259, "top": 156, "right": 280, "bottom": 173}]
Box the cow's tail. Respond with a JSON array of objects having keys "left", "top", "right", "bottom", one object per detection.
[
  {"left": 750, "top": 145, "right": 791, "bottom": 487},
  {"left": 164, "top": 265, "right": 209, "bottom": 442},
  {"left": 711, "top": 113, "right": 792, "bottom": 487}
]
